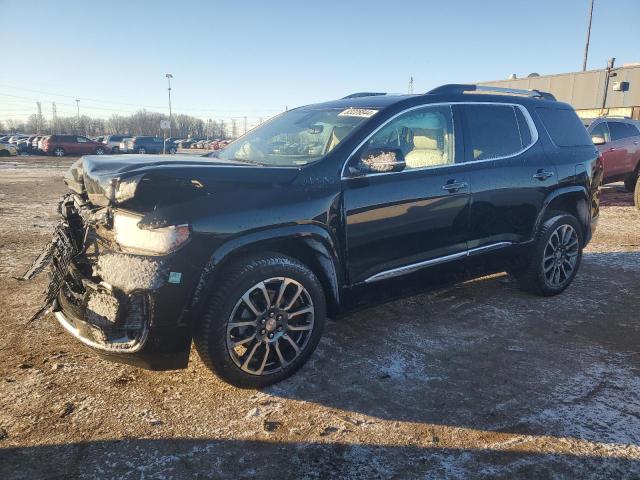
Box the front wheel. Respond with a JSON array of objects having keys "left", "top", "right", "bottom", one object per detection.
[
  {"left": 95, "top": 147, "right": 105, "bottom": 155},
  {"left": 53, "top": 147, "right": 65, "bottom": 157},
  {"left": 515, "top": 214, "right": 583, "bottom": 296},
  {"left": 195, "top": 253, "right": 326, "bottom": 388},
  {"left": 624, "top": 173, "right": 638, "bottom": 193}
]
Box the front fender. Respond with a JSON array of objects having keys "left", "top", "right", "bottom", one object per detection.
[{"left": 189, "top": 223, "right": 343, "bottom": 315}]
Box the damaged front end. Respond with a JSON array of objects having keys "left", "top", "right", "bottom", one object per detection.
[
  {"left": 23, "top": 182, "right": 198, "bottom": 369},
  {"left": 24, "top": 194, "right": 156, "bottom": 353}
]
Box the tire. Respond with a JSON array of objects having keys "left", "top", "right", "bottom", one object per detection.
[
  {"left": 95, "top": 147, "right": 105, "bottom": 155},
  {"left": 0, "top": 150, "right": 9, "bottom": 157},
  {"left": 169, "top": 147, "right": 177, "bottom": 154},
  {"left": 625, "top": 172, "right": 638, "bottom": 193},
  {"left": 194, "top": 253, "right": 326, "bottom": 388},
  {"left": 515, "top": 213, "right": 583, "bottom": 296},
  {"left": 53, "top": 147, "right": 65, "bottom": 157},
  {"left": 137, "top": 147, "right": 146, "bottom": 154},
  {"left": 111, "top": 146, "right": 119, "bottom": 154},
  {"left": 634, "top": 176, "right": 640, "bottom": 211}
]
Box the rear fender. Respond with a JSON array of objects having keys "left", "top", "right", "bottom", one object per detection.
[{"left": 534, "top": 186, "right": 591, "bottom": 242}]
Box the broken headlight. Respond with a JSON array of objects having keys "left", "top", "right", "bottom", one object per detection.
[
  {"left": 105, "top": 175, "right": 145, "bottom": 204},
  {"left": 113, "top": 212, "right": 190, "bottom": 255}
]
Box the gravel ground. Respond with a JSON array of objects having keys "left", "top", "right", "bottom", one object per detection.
[{"left": 1, "top": 156, "right": 639, "bottom": 479}]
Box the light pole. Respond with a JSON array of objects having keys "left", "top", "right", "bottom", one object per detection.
[
  {"left": 166, "top": 74, "right": 173, "bottom": 139},
  {"left": 75, "top": 98, "right": 80, "bottom": 134},
  {"left": 582, "top": 0, "right": 595, "bottom": 71}
]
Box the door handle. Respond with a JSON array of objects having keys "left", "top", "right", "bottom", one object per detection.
[
  {"left": 442, "top": 181, "right": 468, "bottom": 192},
  {"left": 533, "top": 169, "right": 554, "bottom": 181}
]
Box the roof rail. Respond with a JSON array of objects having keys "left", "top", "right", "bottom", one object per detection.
[
  {"left": 342, "top": 92, "right": 387, "bottom": 99},
  {"left": 426, "top": 84, "right": 556, "bottom": 101}
]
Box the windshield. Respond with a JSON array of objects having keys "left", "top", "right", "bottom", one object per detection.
[{"left": 214, "top": 107, "right": 378, "bottom": 167}]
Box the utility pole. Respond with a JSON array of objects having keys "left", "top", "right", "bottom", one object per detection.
[
  {"left": 582, "top": 0, "right": 595, "bottom": 71},
  {"left": 243, "top": 116, "right": 247, "bottom": 135},
  {"left": 408, "top": 76, "right": 414, "bottom": 94},
  {"left": 600, "top": 57, "right": 616, "bottom": 114},
  {"left": 75, "top": 99, "right": 80, "bottom": 134},
  {"left": 36, "top": 102, "right": 42, "bottom": 134},
  {"left": 51, "top": 102, "right": 57, "bottom": 134},
  {"left": 166, "top": 74, "right": 173, "bottom": 139}
]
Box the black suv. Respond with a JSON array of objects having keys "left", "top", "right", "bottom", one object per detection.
[
  {"left": 124, "top": 136, "right": 176, "bottom": 154},
  {"left": 27, "top": 85, "right": 602, "bottom": 388}
]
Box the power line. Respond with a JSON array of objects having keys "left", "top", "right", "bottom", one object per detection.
[{"left": 0, "top": 83, "right": 283, "bottom": 113}]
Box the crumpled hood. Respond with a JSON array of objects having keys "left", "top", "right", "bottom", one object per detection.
[{"left": 65, "top": 154, "right": 301, "bottom": 208}]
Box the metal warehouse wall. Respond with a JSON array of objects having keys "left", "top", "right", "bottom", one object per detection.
[{"left": 478, "top": 64, "right": 640, "bottom": 119}]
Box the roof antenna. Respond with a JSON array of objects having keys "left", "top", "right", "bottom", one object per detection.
[{"left": 408, "top": 76, "right": 414, "bottom": 94}]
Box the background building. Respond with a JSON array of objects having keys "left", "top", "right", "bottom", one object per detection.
[{"left": 479, "top": 62, "right": 640, "bottom": 121}]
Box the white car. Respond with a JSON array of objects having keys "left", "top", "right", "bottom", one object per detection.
[
  {"left": 0, "top": 142, "right": 18, "bottom": 156},
  {"left": 103, "top": 135, "right": 127, "bottom": 154}
]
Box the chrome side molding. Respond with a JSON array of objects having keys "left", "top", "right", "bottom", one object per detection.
[{"left": 364, "top": 242, "right": 513, "bottom": 283}]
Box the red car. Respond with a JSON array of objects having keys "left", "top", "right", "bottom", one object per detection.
[
  {"left": 588, "top": 118, "right": 640, "bottom": 191},
  {"left": 42, "top": 135, "right": 109, "bottom": 157}
]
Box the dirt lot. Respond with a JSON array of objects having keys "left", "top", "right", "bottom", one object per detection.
[{"left": 1, "top": 155, "right": 639, "bottom": 479}]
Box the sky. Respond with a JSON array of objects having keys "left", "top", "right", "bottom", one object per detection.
[{"left": 1, "top": 0, "right": 639, "bottom": 126}]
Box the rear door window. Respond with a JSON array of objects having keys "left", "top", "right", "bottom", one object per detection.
[
  {"left": 608, "top": 122, "right": 639, "bottom": 141},
  {"left": 536, "top": 107, "right": 592, "bottom": 147},
  {"left": 462, "top": 104, "right": 532, "bottom": 161}
]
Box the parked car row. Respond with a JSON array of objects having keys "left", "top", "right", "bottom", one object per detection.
[{"left": 174, "top": 138, "right": 231, "bottom": 150}]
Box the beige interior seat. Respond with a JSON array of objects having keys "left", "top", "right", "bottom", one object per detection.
[
  {"left": 326, "top": 126, "right": 352, "bottom": 153},
  {"left": 404, "top": 128, "right": 448, "bottom": 168}
]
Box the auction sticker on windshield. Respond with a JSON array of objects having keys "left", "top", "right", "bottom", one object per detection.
[{"left": 338, "top": 108, "right": 379, "bottom": 118}]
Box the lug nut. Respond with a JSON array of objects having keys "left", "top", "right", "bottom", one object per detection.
[
  {"left": 268, "top": 333, "right": 274, "bottom": 339},
  {"left": 260, "top": 329, "right": 266, "bottom": 334},
  {"left": 276, "top": 315, "right": 283, "bottom": 321},
  {"left": 261, "top": 319, "right": 266, "bottom": 324},
  {"left": 269, "top": 312, "right": 275, "bottom": 318},
  {"left": 277, "top": 326, "right": 283, "bottom": 332}
]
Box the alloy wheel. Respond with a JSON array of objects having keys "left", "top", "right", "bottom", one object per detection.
[
  {"left": 542, "top": 224, "right": 579, "bottom": 287},
  {"left": 226, "top": 277, "right": 315, "bottom": 376}
]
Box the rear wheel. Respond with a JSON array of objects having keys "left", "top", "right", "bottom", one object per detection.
[
  {"left": 515, "top": 213, "right": 583, "bottom": 296},
  {"left": 194, "top": 253, "right": 326, "bottom": 388},
  {"left": 137, "top": 147, "right": 146, "bottom": 154},
  {"left": 95, "top": 147, "right": 105, "bottom": 155},
  {"left": 53, "top": 147, "right": 65, "bottom": 157}
]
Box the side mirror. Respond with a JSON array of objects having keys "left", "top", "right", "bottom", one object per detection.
[
  {"left": 350, "top": 148, "right": 405, "bottom": 175},
  {"left": 591, "top": 135, "right": 606, "bottom": 146}
]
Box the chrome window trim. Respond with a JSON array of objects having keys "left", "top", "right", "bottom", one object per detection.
[
  {"left": 341, "top": 102, "right": 539, "bottom": 180},
  {"left": 363, "top": 242, "right": 513, "bottom": 283}
]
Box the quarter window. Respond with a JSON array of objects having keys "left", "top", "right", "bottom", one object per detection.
[
  {"left": 536, "top": 107, "right": 592, "bottom": 147},
  {"left": 463, "top": 105, "right": 531, "bottom": 161},
  {"left": 363, "top": 105, "right": 455, "bottom": 170}
]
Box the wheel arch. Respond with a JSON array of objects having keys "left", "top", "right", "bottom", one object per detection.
[
  {"left": 189, "top": 225, "right": 343, "bottom": 317},
  {"left": 535, "top": 186, "right": 591, "bottom": 241}
]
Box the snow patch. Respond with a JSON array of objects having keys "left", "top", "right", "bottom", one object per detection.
[{"left": 95, "top": 253, "right": 168, "bottom": 293}]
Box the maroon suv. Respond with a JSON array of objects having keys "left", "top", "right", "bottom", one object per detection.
[
  {"left": 42, "top": 135, "right": 110, "bottom": 157},
  {"left": 588, "top": 118, "right": 640, "bottom": 191}
]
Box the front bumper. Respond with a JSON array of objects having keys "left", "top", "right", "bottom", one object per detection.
[{"left": 35, "top": 196, "right": 201, "bottom": 370}]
